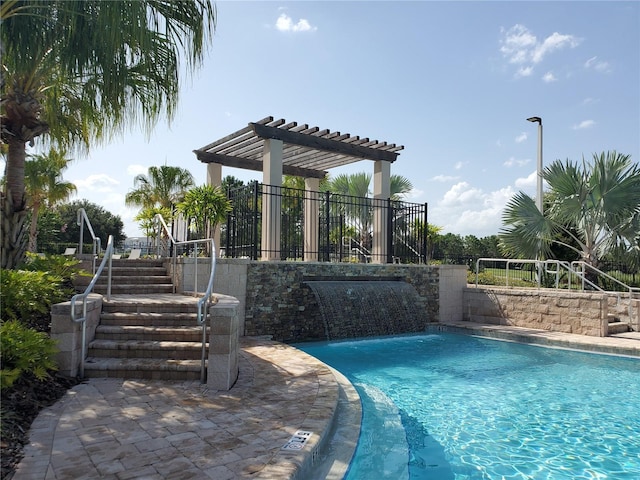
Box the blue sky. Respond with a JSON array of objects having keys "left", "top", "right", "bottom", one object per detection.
[{"left": 17, "top": 1, "right": 640, "bottom": 238}]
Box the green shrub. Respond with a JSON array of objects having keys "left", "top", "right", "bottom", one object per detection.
[
  {"left": 19, "top": 252, "right": 87, "bottom": 285},
  {"left": 0, "top": 269, "right": 71, "bottom": 322},
  {"left": 0, "top": 320, "right": 58, "bottom": 390}
]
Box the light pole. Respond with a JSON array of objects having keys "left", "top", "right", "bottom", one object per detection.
[
  {"left": 526, "top": 116, "right": 543, "bottom": 214},
  {"left": 527, "top": 116, "right": 544, "bottom": 284}
]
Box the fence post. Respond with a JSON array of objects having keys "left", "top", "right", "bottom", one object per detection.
[
  {"left": 386, "top": 199, "right": 393, "bottom": 264},
  {"left": 252, "top": 181, "right": 259, "bottom": 260},
  {"left": 423, "top": 203, "right": 428, "bottom": 264},
  {"left": 324, "top": 191, "right": 331, "bottom": 262}
]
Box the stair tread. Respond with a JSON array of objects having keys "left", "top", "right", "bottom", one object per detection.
[
  {"left": 96, "top": 325, "right": 203, "bottom": 333},
  {"left": 90, "top": 339, "right": 205, "bottom": 349},
  {"left": 101, "top": 312, "right": 198, "bottom": 318},
  {"left": 84, "top": 357, "right": 202, "bottom": 370}
]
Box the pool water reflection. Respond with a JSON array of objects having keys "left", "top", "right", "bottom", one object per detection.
[{"left": 297, "top": 333, "right": 640, "bottom": 479}]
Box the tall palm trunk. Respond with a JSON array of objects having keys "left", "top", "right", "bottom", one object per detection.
[
  {"left": 1, "top": 140, "right": 30, "bottom": 268},
  {"left": 28, "top": 202, "right": 41, "bottom": 253}
]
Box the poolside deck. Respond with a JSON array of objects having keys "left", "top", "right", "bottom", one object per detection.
[{"left": 12, "top": 324, "right": 639, "bottom": 480}]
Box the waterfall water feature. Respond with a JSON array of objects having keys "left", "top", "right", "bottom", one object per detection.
[{"left": 306, "top": 280, "right": 426, "bottom": 340}]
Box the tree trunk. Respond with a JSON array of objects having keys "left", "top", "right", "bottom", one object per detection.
[
  {"left": 5, "top": 140, "right": 27, "bottom": 211},
  {"left": 1, "top": 189, "right": 29, "bottom": 269},
  {"left": 1, "top": 140, "right": 29, "bottom": 269},
  {"left": 28, "top": 202, "right": 41, "bottom": 253}
]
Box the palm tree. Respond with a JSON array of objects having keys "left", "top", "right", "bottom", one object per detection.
[
  {"left": 125, "top": 165, "right": 195, "bottom": 213},
  {"left": 176, "top": 185, "right": 232, "bottom": 240},
  {"left": 500, "top": 151, "right": 640, "bottom": 269},
  {"left": 134, "top": 206, "right": 173, "bottom": 240},
  {"left": 24, "top": 148, "right": 76, "bottom": 252},
  {"left": 126, "top": 165, "right": 195, "bottom": 244},
  {"left": 1, "top": 0, "right": 216, "bottom": 268}
]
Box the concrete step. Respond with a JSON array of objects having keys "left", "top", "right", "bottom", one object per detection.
[
  {"left": 83, "top": 357, "right": 203, "bottom": 381},
  {"left": 88, "top": 339, "right": 205, "bottom": 360},
  {"left": 94, "top": 325, "right": 205, "bottom": 342},
  {"left": 110, "top": 259, "right": 166, "bottom": 268},
  {"left": 100, "top": 312, "right": 199, "bottom": 327},
  {"left": 102, "top": 296, "right": 200, "bottom": 314},
  {"left": 608, "top": 321, "right": 630, "bottom": 335},
  {"left": 94, "top": 284, "right": 175, "bottom": 295},
  {"left": 75, "top": 267, "right": 168, "bottom": 281},
  {"left": 87, "top": 275, "right": 173, "bottom": 285}
]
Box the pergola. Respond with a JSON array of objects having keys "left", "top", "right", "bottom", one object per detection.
[{"left": 193, "top": 116, "right": 404, "bottom": 262}]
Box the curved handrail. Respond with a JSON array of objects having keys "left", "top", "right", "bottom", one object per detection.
[
  {"left": 69, "top": 235, "right": 114, "bottom": 378},
  {"left": 155, "top": 214, "right": 217, "bottom": 383},
  {"left": 77, "top": 208, "right": 101, "bottom": 273}
]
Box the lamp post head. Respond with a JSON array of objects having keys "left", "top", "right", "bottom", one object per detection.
[{"left": 527, "top": 116, "right": 542, "bottom": 125}]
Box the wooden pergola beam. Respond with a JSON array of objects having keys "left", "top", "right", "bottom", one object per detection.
[
  {"left": 194, "top": 150, "right": 327, "bottom": 179},
  {"left": 250, "top": 123, "right": 400, "bottom": 163}
]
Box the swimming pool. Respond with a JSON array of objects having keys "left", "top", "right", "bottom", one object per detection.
[{"left": 297, "top": 333, "right": 640, "bottom": 479}]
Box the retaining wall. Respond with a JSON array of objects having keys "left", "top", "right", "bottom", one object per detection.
[{"left": 462, "top": 286, "right": 612, "bottom": 336}]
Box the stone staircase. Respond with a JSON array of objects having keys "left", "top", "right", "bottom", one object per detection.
[
  {"left": 89, "top": 258, "right": 174, "bottom": 295},
  {"left": 81, "top": 258, "right": 207, "bottom": 380}
]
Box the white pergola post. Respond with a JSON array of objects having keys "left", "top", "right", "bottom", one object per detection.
[
  {"left": 304, "top": 177, "right": 320, "bottom": 261},
  {"left": 372, "top": 160, "right": 391, "bottom": 263},
  {"left": 262, "top": 139, "right": 283, "bottom": 260},
  {"left": 206, "top": 163, "right": 223, "bottom": 254}
]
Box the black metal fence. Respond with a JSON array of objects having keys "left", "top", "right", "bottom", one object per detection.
[{"left": 222, "top": 182, "right": 428, "bottom": 264}]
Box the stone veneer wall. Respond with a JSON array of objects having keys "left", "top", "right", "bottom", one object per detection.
[
  {"left": 462, "top": 286, "right": 609, "bottom": 336},
  {"left": 242, "top": 262, "right": 441, "bottom": 343}
]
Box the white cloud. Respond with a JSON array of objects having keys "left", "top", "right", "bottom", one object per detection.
[
  {"left": 500, "top": 24, "right": 581, "bottom": 79},
  {"left": 573, "top": 119, "right": 595, "bottom": 130},
  {"left": 542, "top": 71, "right": 557, "bottom": 83},
  {"left": 516, "top": 66, "right": 533, "bottom": 78},
  {"left": 454, "top": 161, "right": 465, "bottom": 170},
  {"left": 500, "top": 24, "right": 537, "bottom": 64},
  {"left": 276, "top": 13, "right": 317, "bottom": 33},
  {"left": 584, "top": 56, "right": 611, "bottom": 73},
  {"left": 127, "top": 164, "right": 147, "bottom": 176},
  {"left": 504, "top": 157, "right": 530, "bottom": 167},
  {"left": 430, "top": 182, "right": 517, "bottom": 236},
  {"left": 406, "top": 187, "right": 424, "bottom": 201},
  {"left": 515, "top": 171, "right": 537, "bottom": 189},
  {"left": 440, "top": 182, "right": 484, "bottom": 207},
  {"left": 73, "top": 173, "right": 119, "bottom": 192},
  {"left": 532, "top": 32, "right": 581, "bottom": 64},
  {"left": 431, "top": 174, "right": 459, "bottom": 182},
  {"left": 515, "top": 132, "right": 528, "bottom": 143}
]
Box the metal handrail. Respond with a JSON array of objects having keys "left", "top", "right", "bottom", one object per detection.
[
  {"left": 569, "top": 261, "right": 640, "bottom": 295},
  {"left": 77, "top": 208, "right": 101, "bottom": 274},
  {"left": 70, "top": 235, "right": 114, "bottom": 378},
  {"left": 154, "top": 214, "right": 217, "bottom": 383}
]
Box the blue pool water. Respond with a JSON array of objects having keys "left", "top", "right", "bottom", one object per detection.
[{"left": 297, "top": 333, "right": 640, "bottom": 479}]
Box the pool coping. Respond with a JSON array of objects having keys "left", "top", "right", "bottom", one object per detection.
[{"left": 432, "top": 321, "right": 640, "bottom": 357}]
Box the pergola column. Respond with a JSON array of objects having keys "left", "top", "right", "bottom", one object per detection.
[
  {"left": 206, "top": 163, "right": 222, "bottom": 254},
  {"left": 372, "top": 160, "right": 391, "bottom": 263},
  {"left": 303, "top": 177, "right": 320, "bottom": 261},
  {"left": 261, "top": 139, "right": 283, "bottom": 260}
]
